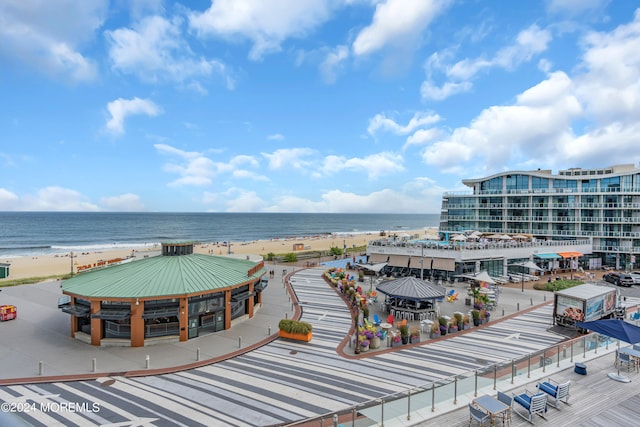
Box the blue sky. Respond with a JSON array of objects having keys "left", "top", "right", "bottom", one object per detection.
[{"left": 1, "top": 0, "right": 639, "bottom": 213}]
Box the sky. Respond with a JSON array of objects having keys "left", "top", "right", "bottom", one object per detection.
[{"left": 1, "top": 0, "right": 639, "bottom": 213}]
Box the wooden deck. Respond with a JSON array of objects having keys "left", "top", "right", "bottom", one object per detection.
[{"left": 414, "top": 350, "right": 640, "bottom": 426}]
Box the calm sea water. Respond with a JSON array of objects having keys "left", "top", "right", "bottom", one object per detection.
[{"left": 0, "top": 212, "right": 439, "bottom": 257}]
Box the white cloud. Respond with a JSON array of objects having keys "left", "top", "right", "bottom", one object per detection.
[
  {"left": 352, "top": 0, "right": 449, "bottom": 56},
  {"left": 421, "top": 24, "right": 552, "bottom": 101},
  {"left": 23, "top": 187, "right": 100, "bottom": 211},
  {"left": 0, "top": 188, "right": 20, "bottom": 210},
  {"left": 262, "top": 148, "right": 315, "bottom": 170},
  {"left": 319, "top": 45, "right": 349, "bottom": 84},
  {"left": 105, "top": 97, "right": 161, "bottom": 135},
  {"left": 203, "top": 188, "right": 268, "bottom": 212},
  {"left": 404, "top": 128, "right": 440, "bottom": 150},
  {"left": 0, "top": 0, "right": 105, "bottom": 82},
  {"left": 99, "top": 193, "right": 145, "bottom": 211},
  {"left": 267, "top": 133, "right": 285, "bottom": 141},
  {"left": 319, "top": 152, "right": 404, "bottom": 179},
  {"left": 106, "top": 15, "right": 233, "bottom": 88},
  {"left": 419, "top": 80, "right": 472, "bottom": 101},
  {"left": 423, "top": 71, "right": 581, "bottom": 170},
  {"left": 189, "top": 0, "right": 334, "bottom": 60},
  {"left": 575, "top": 10, "right": 640, "bottom": 126},
  {"left": 367, "top": 111, "right": 441, "bottom": 136},
  {"left": 155, "top": 143, "right": 216, "bottom": 187}
]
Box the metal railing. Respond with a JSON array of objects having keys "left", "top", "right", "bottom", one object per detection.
[{"left": 283, "top": 333, "right": 617, "bottom": 427}]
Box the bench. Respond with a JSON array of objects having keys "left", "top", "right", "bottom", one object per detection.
[
  {"left": 513, "top": 389, "right": 547, "bottom": 423},
  {"left": 536, "top": 378, "right": 570, "bottom": 408}
]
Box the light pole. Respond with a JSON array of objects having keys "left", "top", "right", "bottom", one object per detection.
[
  {"left": 354, "top": 297, "right": 361, "bottom": 354},
  {"left": 70, "top": 251, "right": 74, "bottom": 276}
]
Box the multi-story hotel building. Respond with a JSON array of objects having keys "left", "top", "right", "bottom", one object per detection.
[{"left": 439, "top": 164, "right": 640, "bottom": 271}]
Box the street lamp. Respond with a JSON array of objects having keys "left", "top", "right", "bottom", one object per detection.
[{"left": 354, "top": 296, "right": 361, "bottom": 354}]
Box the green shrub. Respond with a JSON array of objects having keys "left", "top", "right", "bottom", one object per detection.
[
  {"left": 278, "top": 319, "right": 313, "bottom": 334},
  {"left": 283, "top": 253, "right": 298, "bottom": 263},
  {"left": 329, "top": 246, "right": 343, "bottom": 256}
]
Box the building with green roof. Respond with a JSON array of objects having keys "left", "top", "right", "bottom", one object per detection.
[{"left": 59, "top": 242, "right": 267, "bottom": 347}]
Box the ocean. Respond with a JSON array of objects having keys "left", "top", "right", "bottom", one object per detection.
[{"left": 0, "top": 212, "right": 440, "bottom": 258}]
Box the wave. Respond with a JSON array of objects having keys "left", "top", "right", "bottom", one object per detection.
[{"left": 0, "top": 245, "right": 52, "bottom": 251}]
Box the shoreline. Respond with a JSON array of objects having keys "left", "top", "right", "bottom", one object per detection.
[{"left": 1, "top": 227, "right": 438, "bottom": 281}]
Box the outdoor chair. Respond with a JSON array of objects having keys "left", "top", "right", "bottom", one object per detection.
[
  {"left": 615, "top": 351, "right": 634, "bottom": 372},
  {"left": 497, "top": 390, "right": 513, "bottom": 426},
  {"left": 536, "top": 378, "right": 570, "bottom": 408},
  {"left": 468, "top": 403, "right": 490, "bottom": 427},
  {"left": 513, "top": 388, "right": 547, "bottom": 423},
  {"left": 373, "top": 314, "right": 381, "bottom": 326}
]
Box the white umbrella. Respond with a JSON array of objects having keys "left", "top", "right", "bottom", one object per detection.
[
  {"left": 499, "top": 234, "right": 513, "bottom": 240},
  {"left": 451, "top": 234, "right": 467, "bottom": 241}
]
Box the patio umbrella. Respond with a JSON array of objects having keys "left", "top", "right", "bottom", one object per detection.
[
  {"left": 451, "top": 234, "right": 467, "bottom": 241},
  {"left": 456, "top": 270, "right": 496, "bottom": 285},
  {"left": 575, "top": 319, "right": 640, "bottom": 382}
]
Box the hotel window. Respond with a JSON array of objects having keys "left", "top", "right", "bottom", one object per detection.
[
  {"left": 581, "top": 179, "right": 597, "bottom": 191},
  {"left": 506, "top": 174, "right": 529, "bottom": 191},
  {"left": 552, "top": 179, "right": 577, "bottom": 190},
  {"left": 480, "top": 177, "right": 503, "bottom": 192},
  {"left": 601, "top": 177, "right": 620, "bottom": 190},
  {"left": 531, "top": 176, "right": 549, "bottom": 190}
]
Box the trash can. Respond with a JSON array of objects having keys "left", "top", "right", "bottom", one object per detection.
[
  {"left": 574, "top": 362, "right": 587, "bottom": 375},
  {"left": 465, "top": 298, "right": 471, "bottom": 306}
]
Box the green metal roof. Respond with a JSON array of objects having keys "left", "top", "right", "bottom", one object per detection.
[{"left": 62, "top": 254, "right": 265, "bottom": 299}]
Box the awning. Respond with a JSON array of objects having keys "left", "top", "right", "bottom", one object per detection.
[
  {"left": 60, "top": 304, "right": 90, "bottom": 317},
  {"left": 534, "top": 253, "right": 561, "bottom": 259},
  {"left": 368, "top": 253, "right": 388, "bottom": 263},
  {"left": 231, "top": 291, "right": 255, "bottom": 302},
  {"left": 431, "top": 257, "right": 455, "bottom": 272},
  {"left": 387, "top": 255, "right": 409, "bottom": 267},
  {"left": 557, "top": 251, "right": 583, "bottom": 258},
  {"left": 91, "top": 310, "right": 131, "bottom": 320},
  {"left": 141, "top": 308, "right": 179, "bottom": 319}
]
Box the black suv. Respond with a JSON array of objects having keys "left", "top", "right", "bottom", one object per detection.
[{"left": 603, "top": 272, "right": 633, "bottom": 287}]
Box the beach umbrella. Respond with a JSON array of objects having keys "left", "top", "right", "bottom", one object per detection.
[
  {"left": 575, "top": 319, "right": 640, "bottom": 382},
  {"left": 499, "top": 234, "right": 513, "bottom": 240}
]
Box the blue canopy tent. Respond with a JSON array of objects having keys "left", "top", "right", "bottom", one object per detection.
[{"left": 576, "top": 319, "right": 640, "bottom": 382}]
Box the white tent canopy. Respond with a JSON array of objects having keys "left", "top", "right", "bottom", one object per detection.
[{"left": 456, "top": 270, "right": 496, "bottom": 284}]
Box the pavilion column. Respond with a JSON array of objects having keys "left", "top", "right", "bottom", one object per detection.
[
  {"left": 179, "top": 297, "right": 188, "bottom": 342},
  {"left": 247, "top": 283, "right": 255, "bottom": 318},
  {"left": 70, "top": 297, "right": 78, "bottom": 337},
  {"left": 130, "top": 300, "right": 144, "bottom": 347},
  {"left": 90, "top": 300, "right": 102, "bottom": 346},
  {"left": 224, "top": 290, "right": 232, "bottom": 329}
]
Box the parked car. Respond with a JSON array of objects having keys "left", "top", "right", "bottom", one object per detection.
[
  {"left": 603, "top": 272, "right": 633, "bottom": 287},
  {"left": 628, "top": 272, "right": 640, "bottom": 285}
]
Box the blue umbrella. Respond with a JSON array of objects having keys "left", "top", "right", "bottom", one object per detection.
[
  {"left": 576, "top": 319, "right": 640, "bottom": 382},
  {"left": 575, "top": 319, "right": 640, "bottom": 344}
]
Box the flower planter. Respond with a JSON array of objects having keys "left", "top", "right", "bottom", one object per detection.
[
  {"left": 370, "top": 336, "right": 381, "bottom": 349},
  {"left": 279, "top": 330, "right": 313, "bottom": 342},
  {"left": 401, "top": 336, "right": 409, "bottom": 344},
  {"left": 410, "top": 335, "right": 420, "bottom": 344}
]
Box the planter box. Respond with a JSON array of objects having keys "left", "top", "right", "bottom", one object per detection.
[{"left": 279, "top": 330, "right": 312, "bottom": 342}]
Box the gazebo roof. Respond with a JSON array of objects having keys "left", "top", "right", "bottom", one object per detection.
[
  {"left": 375, "top": 276, "right": 446, "bottom": 301},
  {"left": 62, "top": 254, "right": 265, "bottom": 299}
]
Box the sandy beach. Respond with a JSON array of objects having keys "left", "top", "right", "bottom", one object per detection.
[{"left": 1, "top": 228, "right": 437, "bottom": 281}]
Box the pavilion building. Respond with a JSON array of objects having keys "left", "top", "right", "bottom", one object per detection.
[{"left": 59, "top": 242, "right": 267, "bottom": 347}]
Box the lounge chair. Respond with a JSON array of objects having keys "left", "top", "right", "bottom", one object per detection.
[
  {"left": 497, "top": 390, "right": 513, "bottom": 425},
  {"left": 513, "top": 388, "right": 547, "bottom": 423},
  {"left": 469, "top": 403, "right": 491, "bottom": 426},
  {"left": 536, "top": 378, "right": 570, "bottom": 408},
  {"left": 373, "top": 314, "right": 381, "bottom": 326}
]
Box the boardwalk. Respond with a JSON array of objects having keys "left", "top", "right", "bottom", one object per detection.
[{"left": 0, "top": 267, "right": 636, "bottom": 426}]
